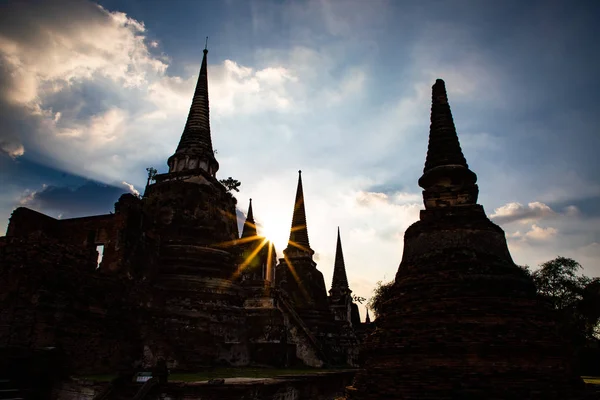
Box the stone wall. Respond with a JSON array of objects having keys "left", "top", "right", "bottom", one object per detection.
[
  {"left": 5, "top": 207, "right": 60, "bottom": 238},
  {"left": 0, "top": 236, "right": 139, "bottom": 375},
  {"left": 6, "top": 194, "right": 145, "bottom": 274}
]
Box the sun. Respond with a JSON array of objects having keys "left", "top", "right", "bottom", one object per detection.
[{"left": 258, "top": 219, "right": 289, "bottom": 252}]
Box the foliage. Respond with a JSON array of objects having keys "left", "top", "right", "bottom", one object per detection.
[
  {"left": 146, "top": 167, "right": 158, "bottom": 185},
  {"left": 219, "top": 177, "right": 241, "bottom": 192},
  {"left": 352, "top": 295, "right": 366, "bottom": 304},
  {"left": 530, "top": 256, "right": 600, "bottom": 342},
  {"left": 368, "top": 280, "right": 395, "bottom": 319},
  {"left": 532, "top": 257, "right": 589, "bottom": 310}
]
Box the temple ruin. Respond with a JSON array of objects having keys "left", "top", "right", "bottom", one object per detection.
[
  {"left": 345, "top": 79, "right": 586, "bottom": 399},
  {"left": 0, "top": 48, "right": 366, "bottom": 379},
  {"left": 0, "top": 47, "right": 590, "bottom": 399}
]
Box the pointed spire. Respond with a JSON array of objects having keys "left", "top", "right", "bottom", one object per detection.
[
  {"left": 331, "top": 227, "right": 349, "bottom": 290},
  {"left": 418, "top": 79, "right": 478, "bottom": 208},
  {"left": 422, "top": 79, "right": 469, "bottom": 173},
  {"left": 241, "top": 198, "right": 257, "bottom": 238},
  {"left": 285, "top": 170, "right": 313, "bottom": 255},
  {"left": 167, "top": 42, "right": 219, "bottom": 176},
  {"left": 365, "top": 308, "right": 371, "bottom": 324}
]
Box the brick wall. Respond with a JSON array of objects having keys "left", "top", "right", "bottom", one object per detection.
[{"left": 0, "top": 236, "right": 139, "bottom": 375}]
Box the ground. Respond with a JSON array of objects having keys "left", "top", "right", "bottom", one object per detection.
[{"left": 80, "top": 367, "right": 355, "bottom": 383}]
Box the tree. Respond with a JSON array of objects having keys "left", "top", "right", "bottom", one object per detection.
[
  {"left": 531, "top": 256, "right": 599, "bottom": 342},
  {"left": 532, "top": 256, "right": 590, "bottom": 311},
  {"left": 578, "top": 278, "right": 600, "bottom": 339},
  {"left": 219, "top": 177, "right": 241, "bottom": 192},
  {"left": 146, "top": 167, "right": 158, "bottom": 187},
  {"left": 530, "top": 256, "right": 600, "bottom": 374},
  {"left": 368, "top": 280, "right": 395, "bottom": 319}
]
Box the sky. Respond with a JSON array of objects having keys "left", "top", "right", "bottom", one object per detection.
[{"left": 1, "top": 0, "right": 599, "bottom": 321}]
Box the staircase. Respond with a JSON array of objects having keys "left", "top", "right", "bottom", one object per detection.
[{"left": 273, "top": 289, "right": 331, "bottom": 365}]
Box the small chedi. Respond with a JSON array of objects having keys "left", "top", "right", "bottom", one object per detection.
[
  {"left": 345, "top": 79, "right": 586, "bottom": 399},
  {"left": 0, "top": 47, "right": 367, "bottom": 376}
]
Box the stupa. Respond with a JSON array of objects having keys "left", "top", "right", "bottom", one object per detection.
[{"left": 346, "top": 79, "right": 585, "bottom": 399}]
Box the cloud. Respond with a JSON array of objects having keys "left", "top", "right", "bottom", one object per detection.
[
  {"left": 511, "top": 224, "right": 558, "bottom": 242},
  {"left": 408, "top": 21, "right": 505, "bottom": 104},
  {"left": 492, "top": 199, "right": 600, "bottom": 276},
  {"left": 459, "top": 132, "right": 501, "bottom": 151},
  {"left": 0, "top": 0, "right": 171, "bottom": 182},
  {"left": 208, "top": 61, "right": 298, "bottom": 115},
  {"left": 121, "top": 181, "right": 140, "bottom": 197},
  {"left": 0, "top": 138, "right": 24, "bottom": 158},
  {"left": 580, "top": 242, "right": 600, "bottom": 258},
  {"left": 17, "top": 181, "right": 130, "bottom": 219},
  {"left": 0, "top": 2, "right": 166, "bottom": 106},
  {"left": 490, "top": 201, "right": 557, "bottom": 224},
  {"left": 0, "top": 1, "right": 375, "bottom": 189}
]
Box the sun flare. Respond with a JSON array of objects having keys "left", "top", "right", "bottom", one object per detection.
[{"left": 258, "top": 219, "right": 289, "bottom": 252}]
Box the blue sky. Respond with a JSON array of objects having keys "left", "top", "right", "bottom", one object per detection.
[{"left": 1, "top": 0, "right": 599, "bottom": 319}]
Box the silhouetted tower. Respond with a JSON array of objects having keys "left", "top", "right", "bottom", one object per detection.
[
  {"left": 141, "top": 43, "right": 246, "bottom": 369},
  {"left": 276, "top": 170, "right": 329, "bottom": 309},
  {"left": 167, "top": 45, "right": 219, "bottom": 177},
  {"left": 331, "top": 227, "right": 350, "bottom": 291},
  {"left": 241, "top": 198, "right": 258, "bottom": 239},
  {"left": 346, "top": 79, "right": 585, "bottom": 400},
  {"left": 284, "top": 170, "right": 314, "bottom": 257},
  {"left": 329, "top": 227, "right": 353, "bottom": 323}
]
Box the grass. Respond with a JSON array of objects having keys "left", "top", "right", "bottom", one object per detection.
[
  {"left": 81, "top": 372, "right": 600, "bottom": 385},
  {"left": 582, "top": 376, "right": 600, "bottom": 386},
  {"left": 79, "top": 366, "right": 349, "bottom": 383}
]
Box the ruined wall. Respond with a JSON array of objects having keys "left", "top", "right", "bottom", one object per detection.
[
  {"left": 6, "top": 208, "right": 60, "bottom": 238},
  {"left": 0, "top": 236, "right": 139, "bottom": 375},
  {"left": 5, "top": 194, "right": 144, "bottom": 273}
]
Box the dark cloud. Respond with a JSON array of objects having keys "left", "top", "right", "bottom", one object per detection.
[
  {"left": 19, "top": 181, "right": 132, "bottom": 219},
  {"left": 0, "top": 0, "right": 106, "bottom": 165},
  {"left": 550, "top": 196, "right": 600, "bottom": 219}
]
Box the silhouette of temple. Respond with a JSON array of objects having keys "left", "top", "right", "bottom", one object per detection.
[
  {"left": 345, "top": 79, "right": 585, "bottom": 399},
  {"left": 0, "top": 48, "right": 366, "bottom": 375},
  {"left": 0, "top": 50, "right": 587, "bottom": 400}
]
